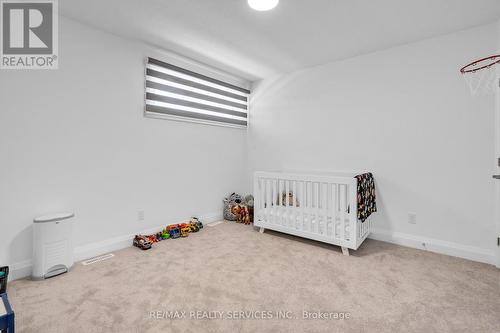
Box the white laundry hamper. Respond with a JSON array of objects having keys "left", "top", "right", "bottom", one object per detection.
[{"left": 32, "top": 212, "right": 75, "bottom": 280}]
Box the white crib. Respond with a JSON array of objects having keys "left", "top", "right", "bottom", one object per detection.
[{"left": 253, "top": 171, "right": 373, "bottom": 255}]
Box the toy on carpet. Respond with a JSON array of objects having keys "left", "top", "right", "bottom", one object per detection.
[
  {"left": 244, "top": 194, "right": 254, "bottom": 207},
  {"left": 244, "top": 195, "right": 254, "bottom": 223},
  {"left": 161, "top": 229, "right": 170, "bottom": 239},
  {"left": 179, "top": 224, "right": 190, "bottom": 237},
  {"left": 167, "top": 225, "right": 181, "bottom": 239},
  {"left": 132, "top": 218, "right": 204, "bottom": 250},
  {"left": 231, "top": 204, "right": 251, "bottom": 225},
  {"left": 191, "top": 217, "right": 203, "bottom": 230},
  {"left": 223, "top": 193, "right": 243, "bottom": 221},
  {"left": 133, "top": 235, "right": 152, "bottom": 250},
  {"left": 223, "top": 193, "right": 254, "bottom": 225},
  {"left": 147, "top": 234, "right": 158, "bottom": 243},
  {"left": 188, "top": 223, "right": 199, "bottom": 232}
]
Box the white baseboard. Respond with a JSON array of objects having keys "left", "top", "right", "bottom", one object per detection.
[
  {"left": 11, "top": 218, "right": 492, "bottom": 280},
  {"left": 198, "top": 212, "right": 223, "bottom": 225},
  {"left": 10, "top": 259, "right": 33, "bottom": 281},
  {"left": 369, "top": 228, "right": 495, "bottom": 265},
  {"left": 74, "top": 212, "right": 222, "bottom": 261},
  {"left": 10, "top": 212, "right": 223, "bottom": 281}
]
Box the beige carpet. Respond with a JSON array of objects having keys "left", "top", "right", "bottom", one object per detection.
[{"left": 8, "top": 222, "right": 500, "bottom": 333}]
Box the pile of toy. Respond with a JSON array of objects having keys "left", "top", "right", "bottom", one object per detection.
[
  {"left": 133, "top": 217, "right": 203, "bottom": 250},
  {"left": 223, "top": 193, "right": 254, "bottom": 224}
]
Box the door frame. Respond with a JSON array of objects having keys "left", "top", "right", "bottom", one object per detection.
[
  {"left": 495, "top": 32, "right": 500, "bottom": 267},
  {"left": 496, "top": 75, "right": 500, "bottom": 268},
  {"left": 495, "top": 19, "right": 500, "bottom": 268}
]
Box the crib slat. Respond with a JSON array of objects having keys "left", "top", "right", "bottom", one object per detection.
[
  {"left": 292, "top": 180, "right": 297, "bottom": 229},
  {"left": 330, "top": 184, "right": 334, "bottom": 237},
  {"left": 307, "top": 182, "right": 311, "bottom": 232},
  {"left": 278, "top": 179, "right": 282, "bottom": 206},
  {"left": 261, "top": 179, "right": 265, "bottom": 221},
  {"left": 358, "top": 214, "right": 361, "bottom": 240},
  {"left": 285, "top": 180, "right": 290, "bottom": 228},
  {"left": 264, "top": 179, "right": 268, "bottom": 222},
  {"left": 273, "top": 179, "right": 279, "bottom": 223},
  {"left": 299, "top": 181, "right": 306, "bottom": 230},
  {"left": 282, "top": 179, "right": 286, "bottom": 226},
  {"left": 346, "top": 182, "right": 358, "bottom": 244},
  {"left": 315, "top": 182, "right": 319, "bottom": 234},
  {"left": 267, "top": 179, "right": 271, "bottom": 224},
  {"left": 258, "top": 178, "right": 263, "bottom": 221},
  {"left": 285, "top": 180, "right": 290, "bottom": 207},
  {"left": 328, "top": 183, "right": 332, "bottom": 236},
  {"left": 346, "top": 184, "right": 352, "bottom": 241},
  {"left": 264, "top": 179, "right": 271, "bottom": 223},
  {"left": 332, "top": 184, "right": 339, "bottom": 238},
  {"left": 322, "top": 183, "right": 327, "bottom": 235},
  {"left": 340, "top": 184, "right": 346, "bottom": 241},
  {"left": 311, "top": 182, "right": 315, "bottom": 233},
  {"left": 277, "top": 179, "right": 283, "bottom": 225},
  {"left": 269, "top": 179, "right": 274, "bottom": 223},
  {"left": 301, "top": 181, "right": 307, "bottom": 230},
  {"left": 262, "top": 178, "right": 266, "bottom": 220}
]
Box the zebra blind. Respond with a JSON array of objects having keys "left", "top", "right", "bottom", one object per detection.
[{"left": 145, "top": 57, "right": 250, "bottom": 128}]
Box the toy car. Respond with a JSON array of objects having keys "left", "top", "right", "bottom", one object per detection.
[
  {"left": 166, "top": 224, "right": 179, "bottom": 231},
  {"left": 156, "top": 232, "right": 164, "bottom": 241},
  {"left": 169, "top": 226, "right": 181, "bottom": 239},
  {"left": 188, "top": 223, "right": 199, "bottom": 232},
  {"left": 133, "top": 235, "right": 152, "bottom": 250},
  {"left": 147, "top": 234, "right": 158, "bottom": 243},
  {"left": 161, "top": 230, "right": 170, "bottom": 239},
  {"left": 191, "top": 217, "right": 203, "bottom": 230},
  {"left": 180, "top": 227, "right": 190, "bottom": 237}
]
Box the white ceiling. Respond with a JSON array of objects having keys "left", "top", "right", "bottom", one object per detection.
[{"left": 60, "top": 0, "right": 500, "bottom": 81}]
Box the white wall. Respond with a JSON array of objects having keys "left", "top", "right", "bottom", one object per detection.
[
  {"left": 248, "top": 23, "right": 498, "bottom": 264},
  {"left": 0, "top": 17, "right": 248, "bottom": 275}
]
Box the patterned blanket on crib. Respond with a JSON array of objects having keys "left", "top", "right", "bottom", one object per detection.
[{"left": 355, "top": 173, "right": 377, "bottom": 222}]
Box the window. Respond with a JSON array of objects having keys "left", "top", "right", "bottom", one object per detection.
[{"left": 145, "top": 57, "right": 250, "bottom": 128}]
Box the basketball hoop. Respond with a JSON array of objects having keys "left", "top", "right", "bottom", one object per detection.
[{"left": 460, "top": 55, "right": 500, "bottom": 96}]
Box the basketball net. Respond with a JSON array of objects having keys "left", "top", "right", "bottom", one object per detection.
[{"left": 460, "top": 55, "right": 500, "bottom": 96}]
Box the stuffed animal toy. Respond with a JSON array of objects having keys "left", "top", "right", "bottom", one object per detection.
[
  {"left": 244, "top": 195, "right": 254, "bottom": 207},
  {"left": 240, "top": 205, "right": 251, "bottom": 225},
  {"left": 231, "top": 204, "right": 251, "bottom": 224},
  {"left": 231, "top": 204, "right": 243, "bottom": 223},
  {"left": 281, "top": 192, "right": 299, "bottom": 207},
  {"left": 224, "top": 193, "right": 243, "bottom": 221}
]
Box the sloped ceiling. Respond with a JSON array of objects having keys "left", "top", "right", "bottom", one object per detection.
[{"left": 61, "top": 0, "right": 500, "bottom": 81}]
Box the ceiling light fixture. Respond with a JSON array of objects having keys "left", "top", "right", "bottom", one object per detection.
[{"left": 248, "top": 0, "right": 279, "bottom": 11}]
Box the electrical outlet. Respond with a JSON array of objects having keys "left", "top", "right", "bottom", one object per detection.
[
  {"left": 408, "top": 212, "right": 417, "bottom": 224},
  {"left": 137, "top": 210, "right": 145, "bottom": 221}
]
